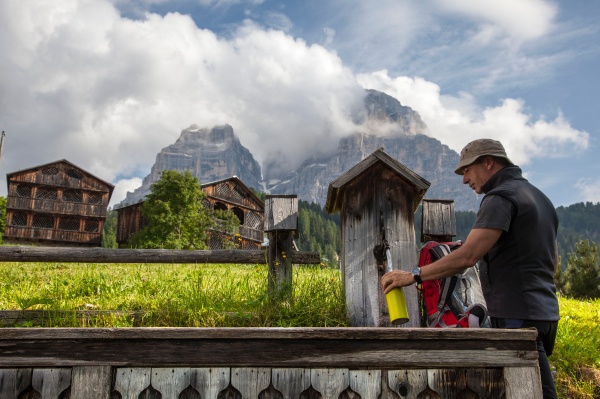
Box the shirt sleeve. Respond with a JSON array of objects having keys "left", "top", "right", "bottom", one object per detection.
[{"left": 472, "top": 194, "right": 514, "bottom": 232}]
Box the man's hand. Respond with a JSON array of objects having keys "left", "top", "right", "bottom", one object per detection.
[{"left": 381, "top": 270, "right": 414, "bottom": 294}]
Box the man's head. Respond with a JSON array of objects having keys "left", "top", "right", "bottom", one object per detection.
[{"left": 455, "top": 139, "right": 514, "bottom": 194}]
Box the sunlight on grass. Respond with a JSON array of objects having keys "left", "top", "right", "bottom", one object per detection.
[
  {"left": 553, "top": 296, "right": 600, "bottom": 398},
  {"left": 0, "top": 262, "right": 348, "bottom": 327}
]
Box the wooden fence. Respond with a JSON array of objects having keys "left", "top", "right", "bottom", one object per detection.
[
  {"left": 0, "top": 327, "right": 542, "bottom": 399},
  {"left": 0, "top": 246, "right": 543, "bottom": 398}
]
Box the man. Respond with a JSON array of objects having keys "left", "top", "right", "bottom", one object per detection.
[{"left": 381, "top": 139, "right": 559, "bottom": 399}]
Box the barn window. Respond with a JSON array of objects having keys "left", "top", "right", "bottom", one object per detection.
[
  {"left": 232, "top": 207, "right": 244, "bottom": 224},
  {"left": 214, "top": 202, "right": 228, "bottom": 211},
  {"left": 246, "top": 211, "right": 262, "bottom": 229},
  {"left": 16, "top": 184, "right": 32, "bottom": 198},
  {"left": 10, "top": 212, "right": 27, "bottom": 226},
  {"left": 63, "top": 189, "right": 83, "bottom": 203},
  {"left": 66, "top": 168, "right": 83, "bottom": 179},
  {"left": 84, "top": 219, "right": 99, "bottom": 233},
  {"left": 201, "top": 198, "right": 212, "bottom": 209},
  {"left": 232, "top": 185, "right": 245, "bottom": 202},
  {"left": 87, "top": 192, "right": 103, "bottom": 205},
  {"left": 59, "top": 217, "right": 80, "bottom": 231},
  {"left": 35, "top": 187, "right": 58, "bottom": 200},
  {"left": 32, "top": 214, "right": 54, "bottom": 229},
  {"left": 215, "top": 183, "right": 231, "bottom": 198},
  {"left": 41, "top": 167, "right": 59, "bottom": 175}
]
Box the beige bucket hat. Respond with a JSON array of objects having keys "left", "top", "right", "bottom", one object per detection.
[{"left": 454, "top": 139, "right": 514, "bottom": 175}]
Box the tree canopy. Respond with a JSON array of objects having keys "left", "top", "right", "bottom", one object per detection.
[{"left": 128, "top": 170, "right": 238, "bottom": 249}]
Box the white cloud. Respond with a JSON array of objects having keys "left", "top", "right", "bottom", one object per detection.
[
  {"left": 356, "top": 70, "right": 589, "bottom": 166},
  {"left": 0, "top": 0, "right": 591, "bottom": 209},
  {"left": 575, "top": 178, "right": 600, "bottom": 204},
  {"left": 435, "top": 0, "right": 558, "bottom": 42},
  {"left": 110, "top": 177, "right": 143, "bottom": 208},
  {"left": 0, "top": 0, "right": 363, "bottom": 195}
]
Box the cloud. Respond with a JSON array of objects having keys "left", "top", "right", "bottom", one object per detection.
[
  {"left": 435, "top": 0, "right": 558, "bottom": 41},
  {"left": 575, "top": 178, "right": 600, "bottom": 204},
  {"left": 356, "top": 70, "right": 589, "bottom": 165},
  {"left": 0, "top": 0, "right": 363, "bottom": 197},
  {"left": 0, "top": 0, "right": 591, "bottom": 208},
  {"left": 110, "top": 177, "right": 143, "bottom": 208}
]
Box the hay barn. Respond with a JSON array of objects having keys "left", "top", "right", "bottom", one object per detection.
[
  {"left": 4, "top": 159, "right": 114, "bottom": 247},
  {"left": 116, "top": 176, "right": 264, "bottom": 249}
]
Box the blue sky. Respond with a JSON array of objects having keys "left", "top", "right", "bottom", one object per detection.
[{"left": 0, "top": 0, "right": 598, "bottom": 208}]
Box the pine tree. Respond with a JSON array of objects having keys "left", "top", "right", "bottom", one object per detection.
[{"left": 563, "top": 240, "right": 600, "bottom": 299}]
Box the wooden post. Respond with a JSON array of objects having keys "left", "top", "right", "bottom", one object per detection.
[
  {"left": 325, "top": 149, "right": 430, "bottom": 327},
  {"left": 421, "top": 199, "right": 456, "bottom": 243},
  {"left": 264, "top": 195, "right": 298, "bottom": 300}
]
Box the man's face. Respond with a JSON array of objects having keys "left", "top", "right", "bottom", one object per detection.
[{"left": 462, "top": 160, "right": 490, "bottom": 194}]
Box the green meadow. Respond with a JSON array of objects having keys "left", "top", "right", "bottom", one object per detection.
[{"left": 0, "top": 262, "right": 598, "bottom": 397}]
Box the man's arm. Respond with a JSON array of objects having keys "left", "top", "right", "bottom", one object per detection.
[{"left": 381, "top": 228, "right": 502, "bottom": 294}]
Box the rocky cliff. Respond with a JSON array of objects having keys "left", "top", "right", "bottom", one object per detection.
[
  {"left": 264, "top": 89, "right": 479, "bottom": 211},
  {"left": 119, "top": 124, "right": 262, "bottom": 206},
  {"left": 117, "top": 90, "right": 480, "bottom": 211}
]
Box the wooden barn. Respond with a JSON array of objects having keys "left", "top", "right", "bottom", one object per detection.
[
  {"left": 116, "top": 176, "right": 264, "bottom": 249},
  {"left": 4, "top": 159, "right": 114, "bottom": 247}
]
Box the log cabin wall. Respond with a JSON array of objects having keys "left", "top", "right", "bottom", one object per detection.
[
  {"left": 0, "top": 327, "right": 543, "bottom": 399},
  {"left": 116, "top": 177, "right": 264, "bottom": 250},
  {"left": 4, "top": 160, "right": 114, "bottom": 247}
]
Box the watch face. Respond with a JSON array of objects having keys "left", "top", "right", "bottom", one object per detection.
[{"left": 412, "top": 267, "right": 421, "bottom": 276}]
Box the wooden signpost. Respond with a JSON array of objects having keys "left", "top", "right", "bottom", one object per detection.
[
  {"left": 264, "top": 194, "right": 298, "bottom": 300},
  {"left": 325, "top": 148, "right": 430, "bottom": 327}
]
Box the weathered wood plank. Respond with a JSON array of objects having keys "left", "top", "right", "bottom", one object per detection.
[
  {"left": 0, "top": 368, "right": 33, "bottom": 399},
  {"left": 151, "top": 368, "right": 191, "bottom": 399},
  {"left": 310, "top": 369, "right": 349, "bottom": 399},
  {"left": 0, "top": 337, "right": 539, "bottom": 368},
  {"left": 267, "top": 230, "right": 294, "bottom": 299},
  {"left": 421, "top": 199, "right": 456, "bottom": 242},
  {"left": 271, "top": 368, "right": 311, "bottom": 398},
  {"left": 0, "top": 326, "right": 539, "bottom": 341},
  {"left": 504, "top": 366, "right": 543, "bottom": 399},
  {"left": 189, "top": 368, "right": 230, "bottom": 399},
  {"left": 388, "top": 369, "right": 428, "bottom": 399},
  {"left": 264, "top": 195, "right": 298, "bottom": 231},
  {"left": 466, "top": 368, "right": 505, "bottom": 398},
  {"left": 113, "top": 368, "right": 151, "bottom": 399},
  {"left": 230, "top": 368, "right": 270, "bottom": 398},
  {"left": 349, "top": 370, "right": 381, "bottom": 399},
  {"left": 70, "top": 366, "right": 112, "bottom": 399},
  {"left": 31, "top": 368, "right": 71, "bottom": 399},
  {"left": 0, "top": 246, "right": 320, "bottom": 265},
  {"left": 0, "top": 328, "right": 539, "bottom": 369}
]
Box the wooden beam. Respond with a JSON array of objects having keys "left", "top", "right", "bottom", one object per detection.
[
  {"left": 0, "top": 246, "right": 320, "bottom": 265},
  {"left": 0, "top": 327, "right": 539, "bottom": 369}
]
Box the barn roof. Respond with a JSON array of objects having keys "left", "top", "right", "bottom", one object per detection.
[
  {"left": 325, "top": 148, "right": 430, "bottom": 214},
  {"left": 6, "top": 159, "right": 114, "bottom": 193},
  {"left": 201, "top": 175, "right": 264, "bottom": 207},
  {"left": 116, "top": 175, "right": 264, "bottom": 211}
]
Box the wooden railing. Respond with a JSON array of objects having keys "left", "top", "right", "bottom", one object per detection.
[
  {"left": 0, "top": 327, "right": 542, "bottom": 399},
  {"left": 0, "top": 246, "right": 318, "bottom": 264},
  {"left": 0, "top": 246, "right": 543, "bottom": 398}
]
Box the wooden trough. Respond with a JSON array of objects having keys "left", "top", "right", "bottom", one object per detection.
[{"left": 0, "top": 327, "right": 542, "bottom": 399}]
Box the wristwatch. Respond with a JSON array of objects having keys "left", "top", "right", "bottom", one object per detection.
[{"left": 411, "top": 267, "right": 423, "bottom": 284}]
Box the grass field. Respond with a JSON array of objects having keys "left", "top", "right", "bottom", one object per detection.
[
  {"left": 0, "top": 261, "right": 598, "bottom": 397},
  {"left": 0, "top": 261, "right": 347, "bottom": 327}
]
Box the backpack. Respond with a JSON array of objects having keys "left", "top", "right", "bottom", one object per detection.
[{"left": 417, "top": 241, "right": 490, "bottom": 328}]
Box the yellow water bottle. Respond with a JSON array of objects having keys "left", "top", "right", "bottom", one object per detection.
[{"left": 384, "top": 247, "right": 409, "bottom": 325}]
